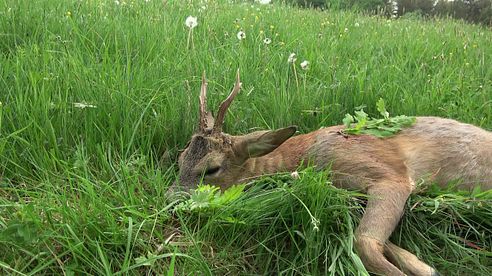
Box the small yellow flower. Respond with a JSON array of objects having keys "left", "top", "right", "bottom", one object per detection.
[
  {"left": 269, "top": 25, "right": 274, "bottom": 29},
  {"left": 66, "top": 11, "right": 72, "bottom": 17}
]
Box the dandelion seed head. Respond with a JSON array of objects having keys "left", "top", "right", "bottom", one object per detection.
[
  {"left": 288, "top": 53, "right": 297, "bottom": 63},
  {"left": 237, "top": 30, "right": 246, "bottom": 40},
  {"left": 300, "top": 60, "right": 310, "bottom": 70},
  {"left": 290, "top": 171, "right": 300, "bottom": 179},
  {"left": 185, "top": 16, "right": 198, "bottom": 29}
]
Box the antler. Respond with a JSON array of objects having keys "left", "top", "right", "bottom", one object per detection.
[
  {"left": 199, "top": 71, "right": 209, "bottom": 132},
  {"left": 212, "top": 69, "right": 242, "bottom": 134}
]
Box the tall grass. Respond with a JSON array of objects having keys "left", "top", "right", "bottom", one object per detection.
[{"left": 0, "top": 0, "right": 491, "bottom": 274}]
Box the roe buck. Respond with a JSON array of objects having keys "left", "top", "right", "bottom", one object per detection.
[{"left": 177, "top": 71, "right": 492, "bottom": 276}]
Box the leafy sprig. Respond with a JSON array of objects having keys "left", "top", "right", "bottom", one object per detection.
[
  {"left": 174, "top": 184, "right": 246, "bottom": 212},
  {"left": 342, "top": 98, "right": 416, "bottom": 138}
]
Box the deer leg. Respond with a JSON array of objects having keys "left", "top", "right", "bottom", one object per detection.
[
  {"left": 384, "top": 242, "right": 439, "bottom": 276},
  {"left": 354, "top": 178, "right": 434, "bottom": 276}
]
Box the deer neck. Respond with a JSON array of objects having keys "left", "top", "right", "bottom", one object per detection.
[{"left": 240, "top": 132, "right": 317, "bottom": 181}]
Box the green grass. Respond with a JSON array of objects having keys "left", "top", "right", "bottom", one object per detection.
[{"left": 0, "top": 0, "right": 491, "bottom": 274}]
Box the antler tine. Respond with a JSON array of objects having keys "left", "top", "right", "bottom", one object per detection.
[
  {"left": 199, "top": 71, "right": 208, "bottom": 132},
  {"left": 212, "top": 69, "right": 242, "bottom": 133}
]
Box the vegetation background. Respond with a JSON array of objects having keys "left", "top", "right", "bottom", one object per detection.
[
  {"left": 293, "top": 0, "right": 492, "bottom": 26},
  {"left": 1, "top": 0, "right": 491, "bottom": 274}
]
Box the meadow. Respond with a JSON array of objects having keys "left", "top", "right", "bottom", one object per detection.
[{"left": 1, "top": 0, "right": 491, "bottom": 274}]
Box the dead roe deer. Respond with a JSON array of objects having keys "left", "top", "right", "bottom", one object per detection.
[{"left": 176, "top": 71, "right": 492, "bottom": 276}]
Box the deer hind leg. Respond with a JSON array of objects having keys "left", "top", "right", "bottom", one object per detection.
[
  {"left": 384, "top": 242, "right": 439, "bottom": 276},
  {"left": 354, "top": 178, "right": 438, "bottom": 276}
]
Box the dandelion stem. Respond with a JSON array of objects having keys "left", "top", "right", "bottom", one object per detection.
[
  {"left": 187, "top": 28, "right": 194, "bottom": 50},
  {"left": 303, "top": 71, "right": 307, "bottom": 92},
  {"left": 292, "top": 63, "right": 299, "bottom": 92}
]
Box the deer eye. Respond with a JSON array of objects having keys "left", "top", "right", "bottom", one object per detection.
[{"left": 204, "top": 166, "right": 221, "bottom": 176}]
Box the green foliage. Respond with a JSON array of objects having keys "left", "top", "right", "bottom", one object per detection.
[
  {"left": 174, "top": 184, "right": 246, "bottom": 211},
  {"left": 342, "top": 99, "right": 416, "bottom": 137},
  {"left": 0, "top": 0, "right": 491, "bottom": 274},
  {"left": 291, "top": 0, "right": 391, "bottom": 13},
  {"left": 433, "top": 0, "right": 492, "bottom": 25}
]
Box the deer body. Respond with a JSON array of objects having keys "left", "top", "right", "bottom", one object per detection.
[
  {"left": 244, "top": 117, "right": 492, "bottom": 192},
  {"left": 177, "top": 72, "right": 492, "bottom": 276}
]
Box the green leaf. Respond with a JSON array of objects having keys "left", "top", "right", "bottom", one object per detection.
[
  {"left": 341, "top": 100, "right": 416, "bottom": 138},
  {"left": 212, "top": 184, "right": 246, "bottom": 206},
  {"left": 362, "top": 129, "right": 393, "bottom": 138},
  {"left": 174, "top": 184, "right": 245, "bottom": 212},
  {"left": 354, "top": 109, "right": 368, "bottom": 122},
  {"left": 376, "top": 98, "right": 390, "bottom": 119},
  {"left": 342, "top": 114, "right": 354, "bottom": 128},
  {"left": 135, "top": 252, "right": 157, "bottom": 267}
]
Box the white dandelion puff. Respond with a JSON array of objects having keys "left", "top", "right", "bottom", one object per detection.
[
  {"left": 185, "top": 16, "right": 198, "bottom": 29},
  {"left": 237, "top": 30, "right": 246, "bottom": 40},
  {"left": 287, "top": 53, "right": 297, "bottom": 63},
  {"left": 291, "top": 171, "right": 300, "bottom": 179},
  {"left": 300, "top": 60, "right": 310, "bottom": 70}
]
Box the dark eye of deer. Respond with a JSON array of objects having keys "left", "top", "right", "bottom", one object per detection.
[{"left": 204, "top": 166, "right": 220, "bottom": 176}]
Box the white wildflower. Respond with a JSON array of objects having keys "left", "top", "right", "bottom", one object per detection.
[
  {"left": 263, "top": 37, "right": 271, "bottom": 45},
  {"left": 237, "top": 30, "right": 246, "bottom": 40},
  {"left": 312, "top": 217, "right": 320, "bottom": 232},
  {"left": 114, "top": 0, "right": 120, "bottom": 5},
  {"left": 354, "top": 22, "right": 360, "bottom": 27},
  {"left": 257, "top": 0, "right": 271, "bottom": 4},
  {"left": 73, "top": 102, "right": 97, "bottom": 109},
  {"left": 185, "top": 16, "right": 198, "bottom": 29},
  {"left": 290, "top": 171, "right": 300, "bottom": 179},
  {"left": 300, "top": 60, "right": 310, "bottom": 70},
  {"left": 287, "top": 53, "right": 297, "bottom": 63}
]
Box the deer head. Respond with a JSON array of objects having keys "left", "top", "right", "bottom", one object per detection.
[{"left": 177, "top": 70, "right": 296, "bottom": 191}]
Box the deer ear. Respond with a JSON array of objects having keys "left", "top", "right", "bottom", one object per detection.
[{"left": 234, "top": 126, "right": 297, "bottom": 159}]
